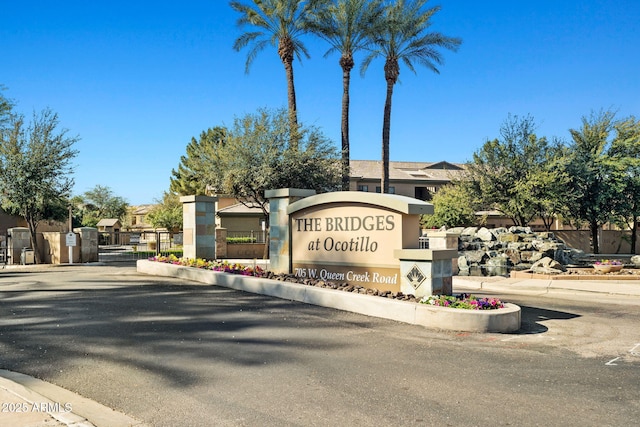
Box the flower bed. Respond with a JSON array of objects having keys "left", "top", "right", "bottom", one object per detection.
[
  {"left": 421, "top": 294, "right": 505, "bottom": 310},
  {"left": 151, "top": 255, "right": 264, "bottom": 276},
  {"left": 139, "top": 259, "right": 522, "bottom": 333},
  {"left": 150, "top": 256, "right": 506, "bottom": 309}
]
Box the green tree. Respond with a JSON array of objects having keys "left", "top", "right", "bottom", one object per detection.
[
  {"left": 515, "top": 142, "right": 572, "bottom": 231},
  {"left": 76, "top": 185, "right": 128, "bottom": 227},
  {"left": 565, "top": 110, "right": 624, "bottom": 254},
  {"left": 608, "top": 116, "right": 640, "bottom": 254},
  {"left": 466, "top": 114, "right": 567, "bottom": 228},
  {"left": 170, "top": 127, "right": 227, "bottom": 196},
  {"left": 146, "top": 191, "right": 183, "bottom": 233},
  {"left": 0, "top": 108, "right": 79, "bottom": 263},
  {"left": 361, "top": 0, "right": 461, "bottom": 193},
  {"left": 0, "top": 85, "right": 13, "bottom": 127},
  {"left": 216, "top": 108, "right": 341, "bottom": 218},
  {"left": 231, "top": 0, "right": 315, "bottom": 142},
  {"left": 305, "top": 0, "right": 384, "bottom": 190},
  {"left": 420, "top": 182, "right": 478, "bottom": 228}
]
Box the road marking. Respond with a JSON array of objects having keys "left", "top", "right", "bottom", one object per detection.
[
  {"left": 605, "top": 357, "right": 620, "bottom": 366},
  {"left": 629, "top": 343, "right": 640, "bottom": 356}
]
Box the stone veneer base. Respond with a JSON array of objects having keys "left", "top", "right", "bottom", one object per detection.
[{"left": 137, "top": 260, "right": 521, "bottom": 333}]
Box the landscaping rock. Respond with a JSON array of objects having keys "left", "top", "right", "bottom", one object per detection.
[
  {"left": 485, "top": 255, "right": 509, "bottom": 276},
  {"left": 531, "top": 257, "right": 567, "bottom": 274},
  {"left": 442, "top": 226, "right": 583, "bottom": 277},
  {"left": 477, "top": 227, "right": 495, "bottom": 242}
]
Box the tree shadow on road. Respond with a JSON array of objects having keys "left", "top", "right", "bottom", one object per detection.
[{"left": 0, "top": 273, "right": 368, "bottom": 389}]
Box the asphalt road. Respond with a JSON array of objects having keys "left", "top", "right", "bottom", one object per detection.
[{"left": 0, "top": 264, "right": 638, "bottom": 426}]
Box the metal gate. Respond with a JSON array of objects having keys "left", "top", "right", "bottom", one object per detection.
[{"left": 98, "top": 231, "right": 182, "bottom": 263}]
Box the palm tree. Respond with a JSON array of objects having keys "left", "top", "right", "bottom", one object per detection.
[
  {"left": 231, "top": 0, "right": 314, "bottom": 147},
  {"left": 305, "top": 0, "right": 385, "bottom": 190},
  {"left": 361, "top": 0, "right": 461, "bottom": 193}
]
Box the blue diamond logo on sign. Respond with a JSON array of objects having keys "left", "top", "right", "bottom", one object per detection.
[{"left": 406, "top": 264, "right": 426, "bottom": 290}]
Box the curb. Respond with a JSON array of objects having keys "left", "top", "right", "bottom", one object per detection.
[
  {"left": 0, "top": 370, "right": 146, "bottom": 427},
  {"left": 136, "top": 260, "right": 521, "bottom": 333}
]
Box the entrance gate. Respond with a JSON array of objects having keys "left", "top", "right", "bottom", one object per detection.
[{"left": 98, "top": 231, "right": 182, "bottom": 262}]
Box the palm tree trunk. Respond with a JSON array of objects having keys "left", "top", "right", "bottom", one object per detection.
[
  {"left": 340, "top": 55, "right": 354, "bottom": 191},
  {"left": 381, "top": 79, "right": 394, "bottom": 194},
  {"left": 283, "top": 58, "right": 298, "bottom": 150},
  {"left": 278, "top": 36, "right": 298, "bottom": 149},
  {"left": 381, "top": 58, "right": 399, "bottom": 194}
]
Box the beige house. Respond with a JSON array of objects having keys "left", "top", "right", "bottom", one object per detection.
[
  {"left": 349, "top": 160, "right": 466, "bottom": 200},
  {"left": 217, "top": 203, "right": 266, "bottom": 234},
  {"left": 96, "top": 218, "right": 122, "bottom": 233},
  {"left": 127, "top": 205, "right": 155, "bottom": 231},
  {"left": 0, "top": 209, "right": 25, "bottom": 234},
  {"left": 207, "top": 161, "right": 465, "bottom": 237}
]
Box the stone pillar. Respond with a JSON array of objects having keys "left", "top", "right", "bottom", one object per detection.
[
  {"left": 75, "top": 227, "right": 98, "bottom": 263},
  {"left": 426, "top": 231, "right": 459, "bottom": 250},
  {"left": 265, "top": 188, "right": 316, "bottom": 274},
  {"left": 7, "top": 227, "right": 31, "bottom": 265},
  {"left": 180, "top": 195, "right": 217, "bottom": 260},
  {"left": 394, "top": 249, "right": 458, "bottom": 298},
  {"left": 426, "top": 231, "right": 460, "bottom": 274}
]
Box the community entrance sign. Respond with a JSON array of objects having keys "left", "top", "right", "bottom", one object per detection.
[{"left": 287, "top": 192, "right": 434, "bottom": 292}]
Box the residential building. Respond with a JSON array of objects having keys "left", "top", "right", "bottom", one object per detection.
[
  {"left": 349, "top": 160, "right": 466, "bottom": 200},
  {"left": 127, "top": 205, "right": 154, "bottom": 231},
  {"left": 96, "top": 219, "right": 122, "bottom": 233}
]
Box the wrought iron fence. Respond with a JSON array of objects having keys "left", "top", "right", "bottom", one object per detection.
[{"left": 98, "top": 231, "right": 182, "bottom": 262}]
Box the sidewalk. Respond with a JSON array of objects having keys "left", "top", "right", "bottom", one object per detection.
[
  {"left": 0, "top": 370, "right": 145, "bottom": 427},
  {"left": 453, "top": 274, "right": 640, "bottom": 304}
]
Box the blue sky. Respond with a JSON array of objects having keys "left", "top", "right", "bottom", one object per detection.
[{"left": 2, "top": 1, "right": 638, "bottom": 205}]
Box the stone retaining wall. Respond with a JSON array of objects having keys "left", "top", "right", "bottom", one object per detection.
[{"left": 444, "top": 226, "right": 583, "bottom": 276}]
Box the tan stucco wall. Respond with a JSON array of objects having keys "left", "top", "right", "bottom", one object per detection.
[{"left": 220, "top": 216, "right": 265, "bottom": 233}]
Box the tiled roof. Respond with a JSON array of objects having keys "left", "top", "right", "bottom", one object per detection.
[
  {"left": 217, "top": 203, "right": 268, "bottom": 216},
  {"left": 96, "top": 218, "right": 121, "bottom": 227},
  {"left": 350, "top": 160, "right": 466, "bottom": 181},
  {"left": 131, "top": 204, "right": 155, "bottom": 215}
]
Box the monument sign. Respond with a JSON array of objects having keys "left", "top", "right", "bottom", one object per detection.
[{"left": 287, "top": 192, "right": 433, "bottom": 292}]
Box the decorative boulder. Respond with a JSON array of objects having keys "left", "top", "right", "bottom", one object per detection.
[
  {"left": 531, "top": 257, "right": 567, "bottom": 274},
  {"left": 476, "top": 227, "right": 496, "bottom": 242},
  {"left": 485, "top": 255, "right": 509, "bottom": 276},
  {"left": 499, "top": 233, "right": 520, "bottom": 243}
]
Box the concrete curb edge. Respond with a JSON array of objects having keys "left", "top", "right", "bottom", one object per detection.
[
  {"left": 137, "top": 260, "right": 521, "bottom": 333},
  {"left": 0, "top": 369, "right": 146, "bottom": 427}
]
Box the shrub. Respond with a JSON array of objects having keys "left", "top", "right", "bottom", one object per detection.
[{"left": 227, "top": 236, "right": 257, "bottom": 244}]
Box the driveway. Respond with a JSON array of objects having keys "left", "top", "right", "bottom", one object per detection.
[{"left": 0, "top": 264, "right": 638, "bottom": 426}]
